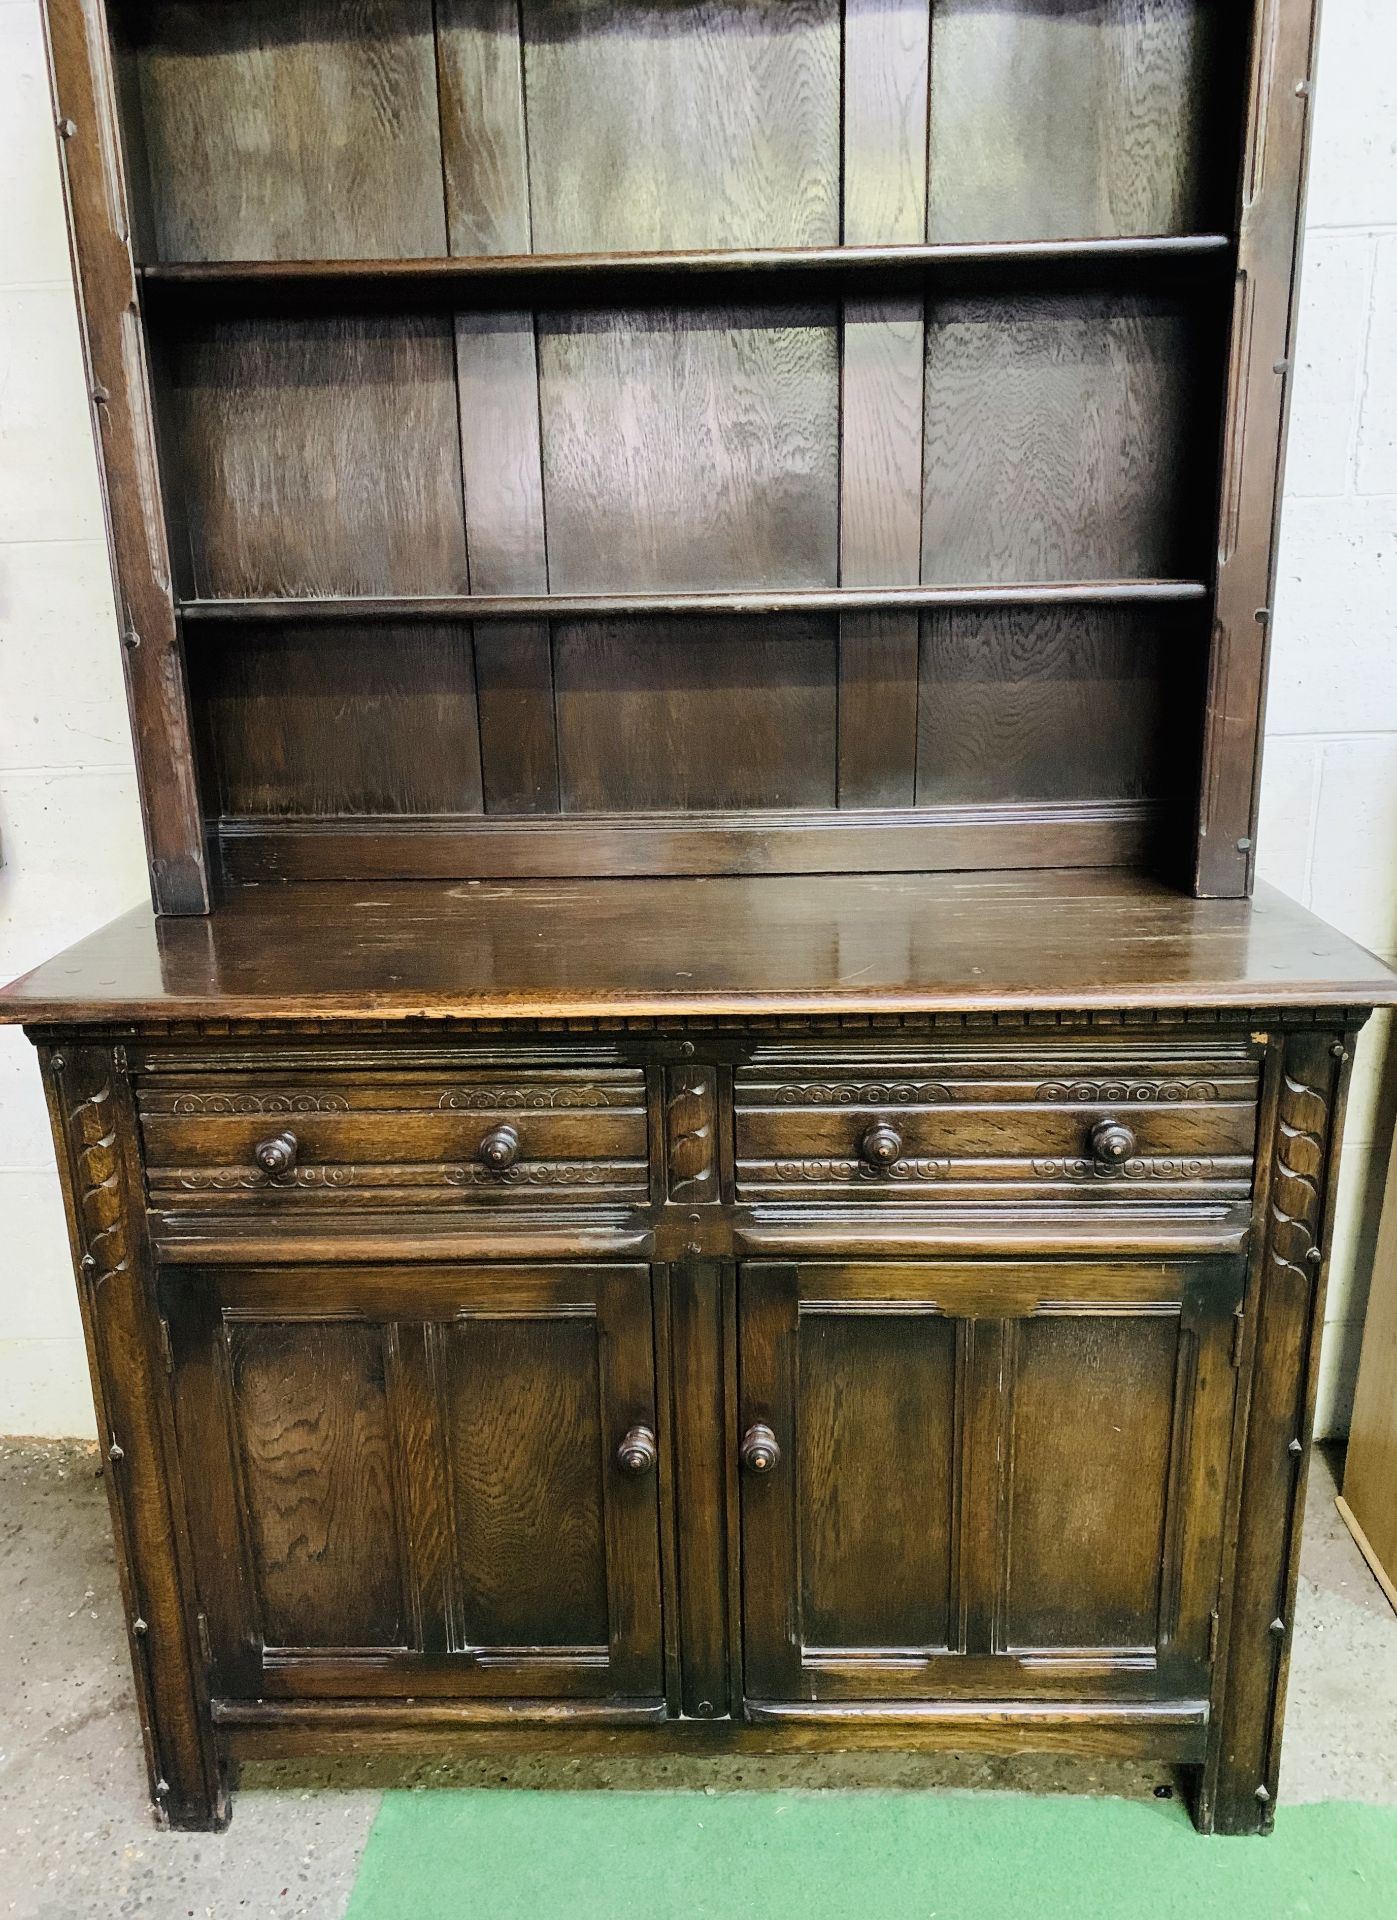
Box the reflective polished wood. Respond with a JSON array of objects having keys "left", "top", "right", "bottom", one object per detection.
[{"left": 2, "top": 875, "right": 1393, "bottom": 1028}]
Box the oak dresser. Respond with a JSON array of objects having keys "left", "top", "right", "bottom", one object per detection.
[{"left": 4, "top": 0, "right": 1394, "bottom": 1837}]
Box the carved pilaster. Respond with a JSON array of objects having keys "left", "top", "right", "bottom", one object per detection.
[
  {"left": 665, "top": 1067, "right": 719, "bottom": 1203},
  {"left": 1201, "top": 1026, "right": 1355, "bottom": 1833},
  {"left": 41, "top": 1043, "right": 225, "bottom": 1830}
]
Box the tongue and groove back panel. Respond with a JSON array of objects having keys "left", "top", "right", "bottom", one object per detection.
[{"left": 95, "top": 0, "right": 1283, "bottom": 889}]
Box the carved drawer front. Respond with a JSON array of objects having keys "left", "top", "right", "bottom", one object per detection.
[
  {"left": 733, "top": 1041, "right": 1262, "bottom": 1204},
  {"left": 137, "top": 1066, "right": 648, "bottom": 1210}
]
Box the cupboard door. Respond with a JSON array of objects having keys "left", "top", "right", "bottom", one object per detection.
[
  {"left": 739, "top": 1260, "right": 1240, "bottom": 1705},
  {"left": 165, "top": 1264, "right": 663, "bottom": 1703}
]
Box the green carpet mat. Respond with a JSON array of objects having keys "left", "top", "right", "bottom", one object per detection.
[{"left": 345, "top": 1790, "right": 1397, "bottom": 1920}]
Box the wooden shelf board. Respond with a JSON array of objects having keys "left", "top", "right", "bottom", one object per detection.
[
  {"left": 140, "top": 234, "right": 1235, "bottom": 310},
  {"left": 179, "top": 581, "right": 1212, "bottom": 627}
]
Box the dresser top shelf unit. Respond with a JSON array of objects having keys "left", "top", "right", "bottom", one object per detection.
[{"left": 46, "top": 0, "right": 1306, "bottom": 912}]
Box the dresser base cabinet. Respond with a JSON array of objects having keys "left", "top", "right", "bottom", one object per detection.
[{"left": 33, "top": 1013, "right": 1360, "bottom": 1836}]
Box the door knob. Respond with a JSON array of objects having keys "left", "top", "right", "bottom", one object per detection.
[
  {"left": 1089, "top": 1118, "right": 1137, "bottom": 1166},
  {"left": 740, "top": 1423, "right": 781, "bottom": 1473},
  {"left": 478, "top": 1123, "right": 521, "bottom": 1170},
  {"left": 253, "top": 1129, "right": 298, "bottom": 1175},
  {"left": 617, "top": 1424, "right": 658, "bottom": 1475},
  {"left": 858, "top": 1122, "right": 903, "bottom": 1168}
]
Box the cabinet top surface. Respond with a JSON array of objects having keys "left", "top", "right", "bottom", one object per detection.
[{"left": 1, "top": 875, "right": 1392, "bottom": 1028}]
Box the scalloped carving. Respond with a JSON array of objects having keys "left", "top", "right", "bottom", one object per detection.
[
  {"left": 769, "top": 1157, "right": 953, "bottom": 1184},
  {"left": 438, "top": 1085, "right": 625, "bottom": 1109},
  {"left": 66, "top": 1071, "right": 129, "bottom": 1292},
  {"left": 444, "top": 1160, "right": 639, "bottom": 1189},
  {"left": 1034, "top": 1080, "right": 1220, "bottom": 1104},
  {"left": 771, "top": 1081, "right": 953, "bottom": 1105},
  {"left": 1031, "top": 1156, "right": 1218, "bottom": 1182},
  {"left": 1269, "top": 1067, "right": 1330, "bottom": 1286},
  {"left": 162, "top": 1092, "right": 351, "bottom": 1115}
]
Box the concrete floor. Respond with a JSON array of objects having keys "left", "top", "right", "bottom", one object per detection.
[{"left": 2, "top": 1442, "right": 1395, "bottom": 1920}]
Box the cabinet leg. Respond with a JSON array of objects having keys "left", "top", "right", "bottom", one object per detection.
[
  {"left": 1196, "top": 1031, "right": 1354, "bottom": 1837},
  {"left": 44, "top": 1045, "right": 227, "bottom": 1835}
]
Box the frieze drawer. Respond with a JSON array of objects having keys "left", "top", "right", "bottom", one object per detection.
[
  {"left": 137, "top": 1066, "right": 649, "bottom": 1209},
  {"left": 733, "top": 1042, "right": 1263, "bottom": 1204}
]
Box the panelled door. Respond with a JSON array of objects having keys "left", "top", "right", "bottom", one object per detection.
[
  {"left": 164, "top": 1263, "right": 664, "bottom": 1704},
  {"left": 739, "top": 1259, "right": 1243, "bottom": 1706}
]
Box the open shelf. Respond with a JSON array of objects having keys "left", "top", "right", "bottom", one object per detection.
[
  {"left": 140, "top": 236, "right": 1234, "bottom": 312},
  {"left": 178, "top": 582, "right": 1212, "bottom": 628}
]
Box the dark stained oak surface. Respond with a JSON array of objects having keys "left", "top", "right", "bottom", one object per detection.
[{"left": 2, "top": 875, "right": 1392, "bottom": 1026}]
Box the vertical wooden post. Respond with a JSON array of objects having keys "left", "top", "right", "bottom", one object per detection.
[
  {"left": 44, "top": 0, "right": 211, "bottom": 913},
  {"left": 1195, "top": 0, "right": 1322, "bottom": 898},
  {"left": 42, "top": 1042, "right": 225, "bottom": 1829},
  {"left": 1200, "top": 1024, "right": 1356, "bottom": 1831}
]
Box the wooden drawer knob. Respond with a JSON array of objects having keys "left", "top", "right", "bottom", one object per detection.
[
  {"left": 478, "top": 1123, "right": 521, "bottom": 1170},
  {"left": 253, "top": 1129, "right": 298, "bottom": 1175},
  {"left": 740, "top": 1423, "right": 781, "bottom": 1474},
  {"left": 616, "top": 1424, "right": 659, "bottom": 1475},
  {"left": 1089, "top": 1119, "right": 1138, "bottom": 1166},
  {"left": 858, "top": 1121, "right": 904, "bottom": 1168}
]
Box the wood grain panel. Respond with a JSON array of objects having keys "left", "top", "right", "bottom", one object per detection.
[
  {"left": 229, "top": 1320, "right": 404, "bottom": 1649},
  {"left": 843, "top": 0, "right": 931, "bottom": 247},
  {"left": 838, "top": 292, "right": 924, "bottom": 804},
  {"left": 521, "top": 0, "right": 840, "bottom": 252},
  {"left": 120, "top": 0, "right": 448, "bottom": 261},
  {"left": 916, "top": 606, "right": 1195, "bottom": 806},
  {"left": 538, "top": 307, "right": 839, "bottom": 593},
  {"left": 921, "top": 292, "right": 1206, "bottom": 584},
  {"left": 437, "top": 0, "right": 532, "bottom": 255},
  {"left": 443, "top": 1313, "right": 609, "bottom": 1648},
  {"left": 926, "top": 0, "right": 1221, "bottom": 244},
  {"left": 841, "top": 301, "right": 925, "bottom": 587},
  {"left": 456, "top": 314, "right": 548, "bottom": 595},
  {"left": 190, "top": 623, "right": 483, "bottom": 817},
  {"left": 161, "top": 316, "right": 469, "bottom": 598},
  {"left": 473, "top": 624, "right": 560, "bottom": 814},
  {"left": 796, "top": 1308, "right": 956, "bottom": 1650},
  {"left": 837, "top": 615, "right": 920, "bottom": 809},
  {"left": 1005, "top": 1311, "right": 1179, "bottom": 1651},
  {"left": 553, "top": 616, "right": 837, "bottom": 812}
]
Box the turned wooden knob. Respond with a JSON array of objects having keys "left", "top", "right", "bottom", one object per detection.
[
  {"left": 1089, "top": 1119, "right": 1137, "bottom": 1166},
  {"left": 253, "top": 1129, "right": 298, "bottom": 1175},
  {"left": 617, "top": 1424, "right": 659, "bottom": 1475},
  {"left": 478, "top": 1124, "right": 521, "bottom": 1170},
  {"left": 859, "top": 1121, "right": 904, "bottom": 1168},
  {"left": 740, "top": 1423, "right": 781, "bottom": 1474}
]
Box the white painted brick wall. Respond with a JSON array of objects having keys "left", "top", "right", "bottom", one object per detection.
[
  {"left": 1256, "top": 0, "right": 1397, "bottom": 1436},
  {"left": 0, "top": 0, "right": 1394, "bottom": 1434}
]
